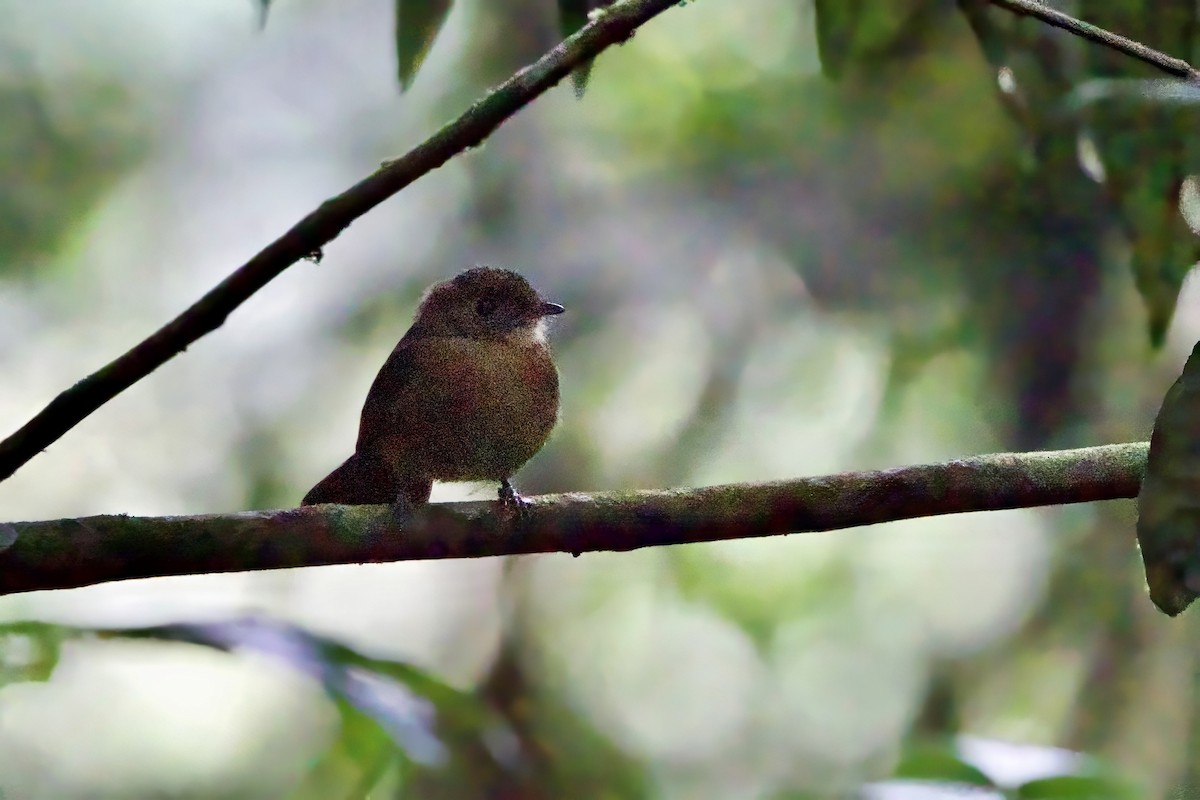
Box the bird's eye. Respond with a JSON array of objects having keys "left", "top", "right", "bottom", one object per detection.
[{"left": 475, "top": 296, "right": 498, "bottom": 317}]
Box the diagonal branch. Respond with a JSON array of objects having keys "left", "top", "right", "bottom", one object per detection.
[
  {"left": 0, "top": 442, "right": 1147, "bottom": 596},
  {"left": 0, "top": 0, "right": 681, "bottom": 485},
  {"left": 985, "top": 0, "right": 1200, "bottom": 81}
]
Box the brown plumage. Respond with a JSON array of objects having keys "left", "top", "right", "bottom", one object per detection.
[{"left": 302, "top": 267, "right": 563, "bottom": 511}]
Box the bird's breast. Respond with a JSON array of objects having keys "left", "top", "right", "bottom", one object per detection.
[{"left": 419, "top": 336, "right": 559, "bottom": 481}]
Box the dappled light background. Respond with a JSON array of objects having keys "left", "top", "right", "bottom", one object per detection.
[{"left": 0, "top": 0, "right": 1197, "bottom": 797}]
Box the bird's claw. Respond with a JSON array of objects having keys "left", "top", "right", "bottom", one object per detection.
[
  {"left": 498, "top": 479, "right": 534, "bottom": 520},
  {"left": 389, "top": 493, "right": 415, "bottom": 526}
]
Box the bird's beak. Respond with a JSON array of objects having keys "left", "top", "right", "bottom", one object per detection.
[{"left": 540, "top": 301, "right": 565, "bottom": 316}]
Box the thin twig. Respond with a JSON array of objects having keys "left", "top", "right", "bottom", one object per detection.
[
  {"left": 0, "top": 443, "right": 1147, "bottom": 596},
  {"left": 0, "top": 0, "right": 680, "bottom": 484},
  {"left": 986, "top": 0, "right": 1200, "bottom": 81}
]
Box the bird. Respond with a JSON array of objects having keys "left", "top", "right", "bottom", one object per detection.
[{"left": 301, "top": 266, "right": 564, "bottom": 516}]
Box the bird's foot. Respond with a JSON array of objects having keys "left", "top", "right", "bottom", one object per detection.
[
  {"left": 389, "top": 492, "right": 415, "bottom": 527},
  {"left": 498, "top": 479, "right": 534, "bottom": 520}
]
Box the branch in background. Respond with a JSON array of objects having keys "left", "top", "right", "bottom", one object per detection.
[
  {"left": 0, "top": 0, "right": 680, "bottom": 485},
  {"left": 0, "top": 443, "right": 1147, "bottom": 596},
  {"left": 986, "top": 0, "right": 1200, "bottom": 81}
]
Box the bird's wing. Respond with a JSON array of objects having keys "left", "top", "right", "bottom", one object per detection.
[
  {"left": 357, "top": 332, "right": 420, "bottom": 449},
  {"left": 354, "top": 332, "right": 463, "bottom": 457}
]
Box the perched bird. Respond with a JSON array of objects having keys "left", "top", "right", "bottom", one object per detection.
[{"left": 302, "top": 266, "right": 563, "bottom": 514}]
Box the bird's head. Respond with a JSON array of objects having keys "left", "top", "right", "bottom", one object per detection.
[{"left": 415, "top": 266, "right": 564, "bottom": 343}]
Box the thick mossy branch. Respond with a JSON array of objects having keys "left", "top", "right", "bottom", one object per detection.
[{"left": 0, "top": 443, "right": 1147, "bottom": 596}]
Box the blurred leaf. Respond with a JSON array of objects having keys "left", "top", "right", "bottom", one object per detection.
[
  {"left": 672, "top": 544, "right": 854, "bottom": 649},
  {"left": 1127, "top": 174, "right": 1198, "bottom": 346},
  {"left": 1015, "top": 774, "right": 1140, "bottom": 799},
  {"left": 1077, "top": 0, "right": 1200, "bottom": 345},
  {"left": 395, "top": 0, "right": 454, "bottom": 91},
  {"left": 255, "top": 0, "right": 271, "bottom": 29},
  {"left": 128, "top": 618, "right": 556, "bottom": 800},
  {"left": 293, "top": 700, "right": 408, "bottom": 799},
  {"left": 126, "top": 616, "right": 467, "bottom": 765},
  {"left": 319, "top": 638, "right": 519, "bottom": 765},
  {"left": 892, "top": 741, "right": 998, "bottom": 787},
  {"left": 878, "top": 314, "right": 969, "bottom": 416},
  {"left": 1136, "top": 340, "right": 1200, "bottom": 615},
  {"left": 0, "top": 621, "right": 73, "bottom": 684},
  {"left": 1065, "top": 79, "right": 1200, "bottom": 114},
  {"left": 1083, "top": 85, "right": 1200, "bottom": 347},
  {"left": 329, "top": 701, "right": 410, "bottom": 797},
  {"left": 812, "top": 0, "right": 944, "bottom": 80},
  {"left": 0, "top": 77, "right": 147, "bottom": 275},
  {"left": 954, "top": 0, "right": 1011, "bottom": 72},
  {"left": 560, "top": 0, "right": 596, "bottom": 96},
  {"left": 813, "top": 0, "right": 863, "bottom": 79}
]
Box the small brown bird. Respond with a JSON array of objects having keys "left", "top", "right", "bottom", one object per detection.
[{"left": 302, "top": 266, "right": 563, "bottom": 513}]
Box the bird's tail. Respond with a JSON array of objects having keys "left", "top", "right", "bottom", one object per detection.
[{"left": 302, "top": 452, "right": 401, "bottom": 506}]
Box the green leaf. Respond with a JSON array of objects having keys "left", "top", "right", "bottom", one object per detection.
[
  {"left": 1136, "top": 340, "right": 1200, "bottom": 615},
  {"left": 296, "top": 700, "right": 410, "bottom": 799},
  {"left": 395, "top": 0, "right": 454, "bottom": 91},
  {"left": 812, "top": 0, "right": 941, "bottom": 80},
  {"left": 892, "top": 742, "right": 998, "bottom": 788},
  {"left": 0, "top": 621, "right": 74, "bottom": 683},
  {"left": 126, "top": 617, "right": 460, "bottom": 763},
  {"left": 1015, "top": 774, "right": 1140, "bottom": 799},
  {"left": 319, "top": 639, "right": 511, "bottom": 750},
  {"left": 559, "top": 0, "right": 596, "bottom": 97},
  {"left": 813, "top": 0, "right": 863, "bottom": 79},
  {"left": 1127, "top": 176, "right": 1199, "bottom": 346},
  {"left": 1074, "top": 0, "right": 1200, "bottom": 345},
  {"left": 0, "top": 78, "right": 148, "bottom": 275}
]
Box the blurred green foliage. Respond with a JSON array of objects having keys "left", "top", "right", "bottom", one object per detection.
[
  {"left": 0, "top": 622, "right": 72, "bottom": 683},
  {"left": 0, "top": 66, "right": 146, "bottom": 276},
  {"left": 3, "top": 0, "right": 1200, "bottom": 798},
  {"left": 261, "top": 0, "right": 607, "bottom": 92}
]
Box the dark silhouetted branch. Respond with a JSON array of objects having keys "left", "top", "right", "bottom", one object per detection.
[
  {"left": 0, "top": 442, "right": 1147, "bottom": 596},
  {"left": 0, "top": 0, "right": 680, "bottom": 484},
  {"left": 986, "top": 0, "right": 1200, "bottom": 81}
]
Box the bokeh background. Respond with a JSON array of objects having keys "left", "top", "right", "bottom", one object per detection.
[{"left": 0, "top": 0, "right": 1198, "bottom": 797}]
